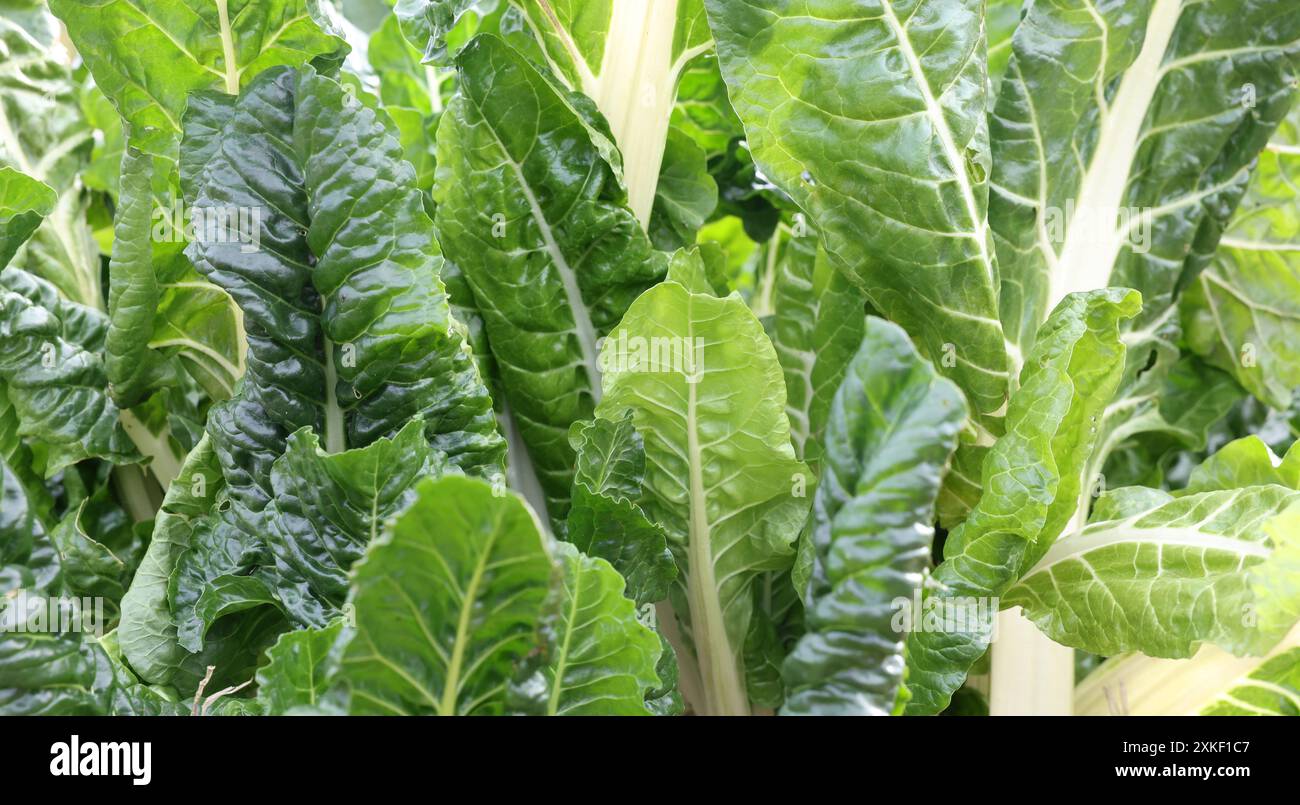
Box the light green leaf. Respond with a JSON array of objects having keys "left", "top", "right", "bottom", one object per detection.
[
  {"left": 595, "top": 279, "right": 810, "bottom": 715},
  {"left": 0, "top": 13, "right": 99, "bottom": 306},
  {"left": 0, "top": 166, "right": 55, "bottom": 270},
  {"left": 340, "top": 475, "right": 553, "bottom": 715},
  {"left": 255, "top": 619, "right": 347, "bottom": 715},
  {"left": 1182, "top": 106, "right": 1300, "bottom": 410},
  {"left": 1201, "top": 647, "right": 1300, "bottom": 715},
  {"left": 648, "top": 126, "right": 718, "bottom": 251},
  {"left": 49, "top": 0, "right": 347, "bottom": 159},
  {"left": 905, "top": 287, "right": 1140, "bottom": 714},
  {"left": 1005, "top": 486, "right": 1300, "bottom": 658},
  {"left": 510, "top": 541, "right": 662, "bottom": 715}
]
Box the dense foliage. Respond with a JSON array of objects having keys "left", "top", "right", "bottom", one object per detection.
[{"left": 1, "top": 0, "right": 1298, "bottom": 716}]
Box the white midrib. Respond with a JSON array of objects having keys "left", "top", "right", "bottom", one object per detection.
[
  {"left": 322, "top": 334, "right": 345, "bottom": 453},
  {"left": 591, "top": 0, "right": 684, "bottom": 230},
  {"left": 1048, "top": 0, "right": 1184, "bottom": 309},
  {"left": 682, "top": 298, "right": 748, "bottom": 715},
  {"left": 878, "top": 0, "right": 995, "bottom": 290},
  {"left": 1026, "top": 524, "right": 1272, "bottom": 578},
  {"left": 475, "top": 100, "right": 603, "bottom": 401},
  {"left": 215, "top": 0, "right": 241, "bottom": 94}
]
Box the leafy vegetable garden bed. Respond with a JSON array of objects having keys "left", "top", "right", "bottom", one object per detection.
[{"left": 1, "top": 0, "right": 1298, "bottom": 716}]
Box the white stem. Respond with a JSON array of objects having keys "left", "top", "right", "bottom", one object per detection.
[
  {"left": 1048, "top": 0, "right": 1184, "bottom": 307},
  {"left": 500, "top": 400, "right": 551, "bottom": 530},
  {"left": 584, "top": 0, "right": 684, "bottom": 230},
  {"left": 684, "top": 378, "right": 749, "bottom": 715},
  {"left": 989, "top": 607, "right": 1075, "bottom": 715},
  {"left": 1075, "top": 623, "right": 1300, "bottom": 715},
  {"left": 119, "top": 409, "right": 181, "bottom": 490},
  {"left": 989, "top": 502, "right": 1087, "bottom": 715},
  {"left": 111, "top": 464, "right": 161, "bottom": 523},
  {"left": 322, "top": 336, "right": 345, "bottom": 453}
]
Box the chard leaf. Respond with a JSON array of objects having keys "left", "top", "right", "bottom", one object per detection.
[
  {"left": 595, "top": 279, "right": 811, "bottom": 715},
  {"left": 510, "top": 540, "right": 662, "bottom": 715},
  {"left": 706, "top": 0, "right": 1010, "bottom": 432},
  {"left": 1201, "top": 647, "right": 1300, "bottom": 715},
  {"left": 648, "top": 126, "right": 719, "bottom": 251},
  {"left": 118, "top": 433, "right": 221, "bottom": 686},
  {"left": 133, "top": 65, "right": 502, "bottom": 689},
  {"left": 991, "top": 0, "right": 1299, "bottom": 357},
  {"left": 904, "top": 287, "right": 1140, "bottom": 714},
  {"left": 105, "top": 147, "right": 171, "bottom": 408},
  {"left": 782, "top": 317, "right": 965, "bottom": 715},
  {"left": 1182, "top": 106, "right": 1300, "bottom": 410},
  {"left": 670, "top": 55, "right": 743, "bottom": 160},
  {"left": 986, "top": 0, "right": 1025, "bottom": 84},
  {"left": 0, "top": 166, "right": 55, "bottom": 269},
  {"left": 0, "top": 268, "right": 140, "bottom": 477},
  {"left": 340, "top": 475, "right": 553, "bottom": 715},
  {"left": 1005, "top": 486, "right": 1300, "bottom": 658},
  {"left": 0, "top": 632, "right": 113, "bottom": 715},
  {"left": 255, "top": 619, "right": 347, "bottom": 715},
  {"left": 1183, "top": 437, "right": 1300, "bottom": 494},
  {"left": 48, "top": 501, "right": 128, "bottom": 608},
  {"left": 770, "top": 232, "right": 868, "bottom": 470},
  {"left": 48, "top": 0, "right": 347, "bottom": 159},
  {"left": 434, "top": 35, "right": 664, "bottom": 519},
  {"left": 989, "top": 0, "right": 1300, "bottom": 501},
  {"left": 0, "top": 13, "right": 99, "bottom": 307},
  {"left": 567, "top": 415, "right": 676, "bottom": 607},
  {"left": 259, "top": 421, "right": 448, "bottom": 627}
]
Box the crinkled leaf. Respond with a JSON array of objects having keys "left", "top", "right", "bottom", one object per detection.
[
  {"left": 706, "top": 0, "right": 1009, "bottom": 432},
  {"left": 782, "top": 317, "right": 965, "bottom": 715},
  {"left": 905, "top": 288, "right": 1140, "bottom": 714},
  {"left": 510, "top": 541, "right": 661, "bottom": 715},
  {"left": 434, "top": 35, "right": 663, "bottom": 519},
  {"left": 567, "top": 415, "right": 675, "bottom": 607}
]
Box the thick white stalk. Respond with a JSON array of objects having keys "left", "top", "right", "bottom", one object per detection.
[
  {"left": 990, "top": 607, "right": 1075, "bottom": 715},
  {"left": 585, "top": 0, "right": 683, "bottom": 230},
  {"left": 684, "top": 379, "right": 749, "bottom": 715},
  {"left": 1048, "top": 0, "right": 1184, "bottom": 307},
  {"left": 119, "top": 409, "right": 182, "bottom": 490},
  {"left": 1075, "top": 623, "right": 1300, "bottom": 715},
  {"left": 990, "top": 503, "right": 1087, "bottom": 715}
]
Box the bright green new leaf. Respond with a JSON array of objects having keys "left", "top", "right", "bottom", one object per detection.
[
  {"left": 595, "top": 278, "right": 810, "bottom": 715},
  {"left": 340, "top": 475, "right": 553, "bottom": 715}
]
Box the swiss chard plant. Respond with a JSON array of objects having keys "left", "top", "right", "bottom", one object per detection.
[{"left": 0, "top": 0, "right": 1298, "bottom": 717}]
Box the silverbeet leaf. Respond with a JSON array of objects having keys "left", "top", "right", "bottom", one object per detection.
[
  {"left": 434, "top": 34, "right": 666, "bottom": 521},
  {"left": 782, "top": 317, "right": 966, "bottom": 715},
  {"left": 118, "top": 65, "right": 503, "bottom": 692},
  {"left": 904, "top": 287, "right": 1140, "bottom": 714}
]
